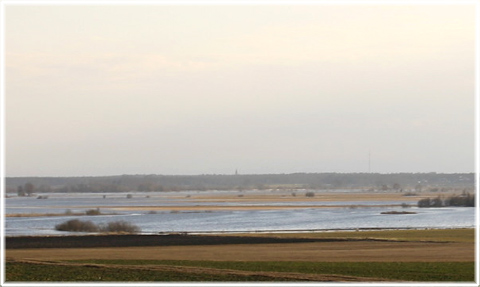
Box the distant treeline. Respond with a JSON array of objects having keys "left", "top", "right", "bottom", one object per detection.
[{"left": 5, "top": 172, "right": 474, "bottom": 194}]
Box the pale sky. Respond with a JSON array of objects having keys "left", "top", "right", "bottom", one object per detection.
[{"left": 3, "top": 3, "right": 477, "bottom": 176}]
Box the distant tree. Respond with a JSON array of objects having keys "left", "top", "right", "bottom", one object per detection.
[
  {"left": 431, "top": 196, "right": 443, "bottom": 207},
  {"left": 445, "top": 193, "right": 475, "bottom": 207},
  {"left": 37, "top": 184, "right": 52, "bottom": 193},
  {"left": 17, "top": 186, "right": 25, "bottom": 197},
  {"left": 24, "top": 183, "right": 34, "bottom": 196},
  {"left": 466, "top": 193, "right": 475, "bottom": 207},
  {"left": 256, "top": 184, "right": 266, "bottom": 190},
  {"left": 417, "top": 198, "right": 430, "bottom": 208}
]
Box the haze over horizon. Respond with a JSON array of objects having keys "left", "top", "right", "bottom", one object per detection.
[
  {"left": 4, "top": 3, "right": 476, "bottom": 177},
  {"left": 4, "top": 171, "right": 476, "bottom": 179}
]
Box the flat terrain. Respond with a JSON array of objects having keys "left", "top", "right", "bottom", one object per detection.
[
  {"left": 4, "top": 229, "right": 475, "bottom": 282},
  {"left": 6, "top": 240, "right": 473, "bottom": 262},
  {"left": 86, "top": 191, "right": 450, "bottom": 212},
  {"left": 183, "top": 191, "right": 453, "bottom": 202},
  {"left": 4, "top": 189, "right": 475, "bottom": 282}
]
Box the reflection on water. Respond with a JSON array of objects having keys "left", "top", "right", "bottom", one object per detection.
[{"left": 4, "top": 191, "right": 475, "bottom": 236}]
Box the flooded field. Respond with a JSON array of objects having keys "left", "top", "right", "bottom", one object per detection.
[{"left": 4, "top": 190, "right": 475, "bottom": 236}]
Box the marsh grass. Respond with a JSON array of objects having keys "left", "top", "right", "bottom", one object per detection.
[{"left": 6, "top": 208, "right": 116, "bottom": 218}]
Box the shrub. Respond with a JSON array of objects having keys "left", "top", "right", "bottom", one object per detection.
[
  {"left": 55, "top": 219, "right": 140, "bottom": 234},
  {"left": 403, "top": 192, "right": 418, "bottom": 196},
  {"left": 444, "top": 194, "right": 475, "bottom": 207},
  {"left": 85, "top": 208, "right": 102, "bottom": 215},
  {"left": 418, "top": 194, "right": 475, "bottom": 208},
  {"left": 417, "top": 198, "right": 431, "bottom": 208},
  {"left": 430, "top": 196, "right": 443, "bottom": 207},
  {"left": 418, "top": 197, "right": 443, "bottom": 208},
  {"left": 100, "top": 220, "right": 141, "bottom": 233},
  {"left": 305, "top": 191, "right": 315, "bottom": 197},
  {"left": 55, "top": 219, "right": 99, "bottom": 232}
]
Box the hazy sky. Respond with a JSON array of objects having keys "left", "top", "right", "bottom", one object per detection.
[{"left": 4, "top": 3, "right": 476, "bottom": 176}]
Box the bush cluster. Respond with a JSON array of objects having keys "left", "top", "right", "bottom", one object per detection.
[
  {"left": 103, "top": 220, "right": 141, "bottom": 233},
  {"left": 55, "top": 219, "right": 141, "bottom": 233},
  {"left": 418, "top": 194, "right": 475, "bottom": 208},
  {"left": 85, "top": 208, "right": 102, "bottom": 215},
  {"left": 55, "top": 219, "right": 99, "bottom": 232}
]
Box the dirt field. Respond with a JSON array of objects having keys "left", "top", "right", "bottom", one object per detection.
[
  {"left": 7, "top": 241, "right": 473, "bottom": 262},
  {"left": 5, "top": 229, "right": 474, "bottom": 282},
  {"left": 6, "top": 235, "right": 473, "bottom": 262}
]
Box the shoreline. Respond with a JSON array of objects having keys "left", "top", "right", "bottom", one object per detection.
[{"left": 5, "top": 226, "right": 474, "bottom": 238}]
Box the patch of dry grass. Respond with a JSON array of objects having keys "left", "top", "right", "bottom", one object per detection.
[
  {"left": 227, "top": 228, "right": 475, "bottom": 243},
  {"left": 6, "top": 240, "right": 473, "bottom": 263}
]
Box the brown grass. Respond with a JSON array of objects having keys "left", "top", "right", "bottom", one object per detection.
[
  {"left": 7, "top": 191, "right": 455, "bottom": 214},
  {"left": 100, "top": 191, "right": 456, "bottom": 212},
  {"left": 6, "top": 212, "right": 86, "bottom": 218},
  {"left": 108, "top": 204, "right": 401, "bottom": 212},
  {"left": 6, "top": 240, "right": 473, "bottom": 263},
  {"left": 190, "top": 191, "right": 455, "bottom": 202},
  {"left": 228, "top": 228, "right": 475, "bottom": 243}
]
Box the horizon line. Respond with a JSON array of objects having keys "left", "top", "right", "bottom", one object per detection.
[{"left": 4, "top": 171, "right": 476, "bottom": 178}]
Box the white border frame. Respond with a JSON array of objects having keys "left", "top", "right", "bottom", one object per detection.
[{"left": 0, "top": 1, "right": 478, "bottom": 286}]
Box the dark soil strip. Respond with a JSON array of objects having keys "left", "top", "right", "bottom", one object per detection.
[{"left": 5, "top": 234, "right": 409, "bottom": 249}]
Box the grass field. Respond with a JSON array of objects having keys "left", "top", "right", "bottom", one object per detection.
[
  {"left": 6, "top": 260, "right": 474, "bottom": 282},
  {"left": 6, "top": 261, "right": 297, "bottom": 282},
  {"left": 5, "top": 228, "right": 476, "bottom": 283}
]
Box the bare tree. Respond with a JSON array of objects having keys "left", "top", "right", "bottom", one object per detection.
[{"left": 24, "top": 183, "right": 34, "bottom": 197}]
